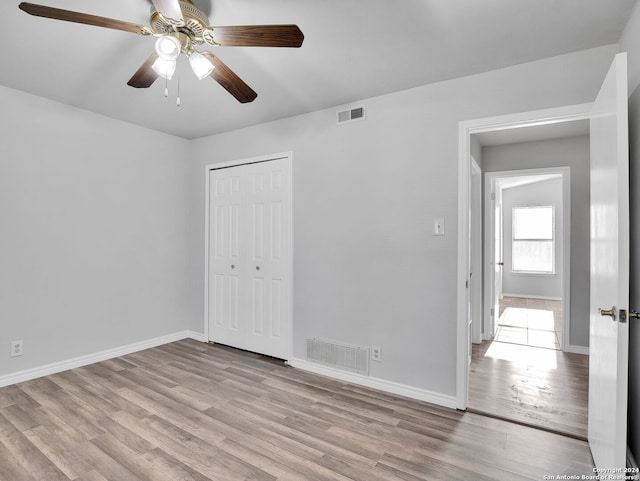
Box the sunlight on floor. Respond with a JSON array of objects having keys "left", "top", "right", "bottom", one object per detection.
[
  {"left": 484, "top": 341, "right": 558, "bottom": 370},
  {"left": 496, "top": 306, "right": 560, "bottom": 350},
  {"left": 503, "top": 307, "right": 555, "bottom": 330}
]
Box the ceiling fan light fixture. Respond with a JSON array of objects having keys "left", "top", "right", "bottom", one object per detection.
[
  {"left": 151, "top": 0, "right": 185, "bottom": 27},
  {"left": 152, "top": 57, "right": 177, "bottom": 80},
  {"left": 189, "top": 51, "right": 215, "bottom": 80},
  {"left": 155, "top": 35, "right": 181, "bottom": 61}
]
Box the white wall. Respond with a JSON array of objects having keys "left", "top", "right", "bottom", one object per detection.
[
  {"left": 188, "top": 46, "right": 616, "bottom": 396},
  {"left": 0, "top": 86, "right": 192, "bottom": 378},
  {"left": 620, "top": 1, "right": 640, "bottom": 93},
  {"left": 482, "top": 136, "right": 590, "bottom": 348},
  {"left": 0, "top": 42, "right": 620, "bottom": 400},
  {"left": 620, "top": 1, "right": 640, "bottom": 465},
  {"left": 500, "top": 178, "right": 563, "bottom": 299}
]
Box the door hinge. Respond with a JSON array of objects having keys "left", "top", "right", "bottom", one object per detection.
[
  {"left": 491, "top": 192, "right": 496, "bottom": 200},
  {"left": 490, "top": 308, "right": 494, "bottom": 317},
  {"left": 465, "top": 280, "right": 469, "bottom": 288}
]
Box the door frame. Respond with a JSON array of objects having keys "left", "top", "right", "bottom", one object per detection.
[
  {"left": 470, "top": 159, "right": 483, "bottom": 345},
  {"left": 484, "top": 176, "right": 502, "bottom": 341},
  {"left": 456, "top": 104, "right": 592, "bottom": 409},
  {"left": 483, "top": 167, "right": 571, "bottom": 350},
  {"left": 203, "top": 152, "right": 294, "bottom": 361}
]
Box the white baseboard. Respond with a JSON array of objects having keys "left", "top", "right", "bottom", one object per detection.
[
  {"left": 187, "top": 330, "right": 207, "bottom": 343},
  {"left": 566, "top": 344, "right": 589, "bottom": 355},
  {"left": 1, "top": 331, "right": 456, "bottom": 412},
  {"left": 501, "top": 293, "right": 562, "bottom": 301},
  {"left": 288, "top": 357, "right": 457, "bottom": 410},
  {"left": 0, "top": 331, "right": 195, "bottom": 388}
]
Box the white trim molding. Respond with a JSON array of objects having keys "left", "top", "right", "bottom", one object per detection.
[
  {"left": 0, "top": 331, "right": 202, "bottom": 388},
  {"left": 187, "top": 330, "right": 207, "bottom": 343},
  {"left": 288, "top": 358, "right": 458, "bottom": 410},
  {"left": 567, "top": 344, "right": 590, "bottom": 356}
]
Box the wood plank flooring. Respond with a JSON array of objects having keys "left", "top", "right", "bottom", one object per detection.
[
  {"left": 469, "top": 339, "right": 589, "bottom": 439},
  {"left": 0, "top": 339, "right": 594, "bottom": 480}
]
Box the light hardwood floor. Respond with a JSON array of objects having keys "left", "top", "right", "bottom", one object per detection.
[
  {"left": 470, "top": 296, "right": 588, "bottom": 439},
  {"left": 469, "top": 339, "right": 589, "bottom": 440},
  {"left": 0, "top": 339, "right": 594, "bottom": 480}
]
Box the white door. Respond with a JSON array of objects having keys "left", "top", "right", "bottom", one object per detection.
[
  {"left": 483, "top": 178, "right": 502, "bottom": 340},
  {"left": 470, "top": 160, "right": 483, "bottom": 344},
  {"left": 588, "top": 53, "right": 629, "bottom": 471},
  {"left": 208, "top": 158, "right": 291, "bottom": 359},
  {"left": 492, "top": 186, "right": 503, "bottom": 337}
]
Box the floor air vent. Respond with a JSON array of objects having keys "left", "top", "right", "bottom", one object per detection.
[
  {"left": 306, "top": 338, "right": 369, "bottom": 375},
  {"left": 337, "top": 106, "right": 366, "bottom": 125}
]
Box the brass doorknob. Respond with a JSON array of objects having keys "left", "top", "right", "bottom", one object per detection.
[{"left": 599, "top": 306, "right": 617, "bottom": 319}]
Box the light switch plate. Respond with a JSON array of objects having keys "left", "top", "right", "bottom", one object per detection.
[{"left": 434, "top": 217, "right": 445, "bottom": 236}]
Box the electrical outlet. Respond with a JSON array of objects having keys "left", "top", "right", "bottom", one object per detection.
[
  {"left": 10, "top": 340, "right": 23, "bottom": 358},
  {"left": 371, "top": 345, "right": 381, "bottom": 362}
]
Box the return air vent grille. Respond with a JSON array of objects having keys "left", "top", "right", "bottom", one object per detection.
[
  {"left": 336, "top": 106, "right": 366, "bottom": 125},
  {"left": 306, "top": 338, "right": 369, "bottom": 375}
]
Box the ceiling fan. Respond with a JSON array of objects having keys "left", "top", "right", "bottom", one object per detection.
[{"left": 18, "top": 0, "right": 304, "bottom": 103}]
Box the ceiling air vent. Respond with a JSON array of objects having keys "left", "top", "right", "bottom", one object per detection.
[{"left": 337, "top": 105, "right": 366, "bottom": 125}]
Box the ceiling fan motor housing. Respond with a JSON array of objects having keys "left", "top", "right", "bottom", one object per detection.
[{"left": 150, "top": 0, "right": 210, "bottom": 45}]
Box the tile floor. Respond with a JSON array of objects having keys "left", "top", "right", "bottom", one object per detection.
[{"left": 496, "top": 296, "right": 562, "bottom": 350}]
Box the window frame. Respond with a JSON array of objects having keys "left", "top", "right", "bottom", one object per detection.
[{"left": 511, "top": 205, "right": 555, "bottom": 275}]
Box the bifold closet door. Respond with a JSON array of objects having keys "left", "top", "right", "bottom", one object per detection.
[{"left": 208, "top": 158, "right": 290, "bottom": 359}]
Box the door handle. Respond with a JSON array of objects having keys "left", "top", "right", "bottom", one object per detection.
[
  {"left": 599, "top": 306, "right": 617, "bottom": 320},
  {"left": 612, "top": 309, "right": 639, "bottom": 323},
  {"left": 497, "top": 261, "right": 504, "bottom": 266}
]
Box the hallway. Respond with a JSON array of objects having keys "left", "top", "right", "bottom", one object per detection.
[{"left": 469, "top": 298, "right": 588, "bottom": 439}]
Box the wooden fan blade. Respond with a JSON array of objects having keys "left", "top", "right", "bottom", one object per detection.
[
  {"left": 201, "top": 52, "right": 257, "bottom": 103},
  {"left": 127, "top": 52, "right": 159, "bottom": 88},
  {"left": 18, "top": 2, "right": 151, "bottom": 36},
  {"left": 203, "top": 25, "right": 304, "bottom": 48},
  {"left": 150, "top": 0, "right": 184, "bottom": 27}
]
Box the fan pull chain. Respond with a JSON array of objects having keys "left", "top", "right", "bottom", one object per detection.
[
  {"left": 176, "top": 75, "right": 181, "bottom": 107},
  {"left": 164, "top": 76, "right": 169, "bottom": 98}
]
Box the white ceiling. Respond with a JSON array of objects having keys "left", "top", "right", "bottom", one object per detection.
[
  {"left": 497, "top": 173, "right": 561, "bottom": 190},
  {"left": 0, "top": 0, "right": 636, "bottom": 139},
  {"left": 475, "top": 119, "right": 590, "bottom": 146}
]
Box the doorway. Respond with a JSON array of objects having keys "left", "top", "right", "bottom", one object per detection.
[
  {"left": 470, "top": 164, "right": 589, "bottom": 438},
  {"left": 456, "top": 109, "right": 592, "bottom": 439},
  {"left": 485, "top": 168, "right": 570, "bottom": 351},
  {"left": 458, "top": 53, "right": 630, "bottom": 470}
]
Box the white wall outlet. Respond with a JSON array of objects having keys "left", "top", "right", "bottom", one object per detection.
[
  {"left": 371, "top": 345, "right": 382, "bottom": 362},
  {"left": 10, "top": 340, "right": 23, "bottom": 358},
  {"left": 433, "top": 217, "right": 445, "bottom": 236}
]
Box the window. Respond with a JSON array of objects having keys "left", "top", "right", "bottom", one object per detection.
[{"left": 512, "top": 206, "right": 554, "bottom": 274}]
